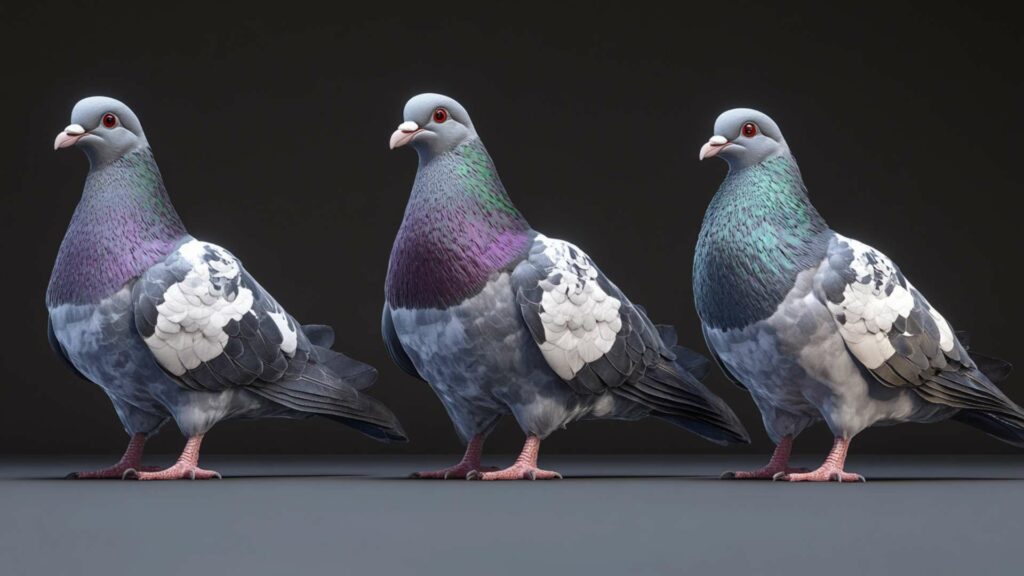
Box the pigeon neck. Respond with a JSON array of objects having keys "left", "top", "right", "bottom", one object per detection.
[
  {"left": 387, "top": 138, "right": 533, "bottom": 309},
  {"left": 47, "top": 147, "right": 189, "bottom": 307},
  {"left": 693, "top": 153, "right": 831, "bottom": 330}
]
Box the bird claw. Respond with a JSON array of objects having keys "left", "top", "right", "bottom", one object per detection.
[
  {"left": 777, "top": 466, "right": 865, "bottom": 483},
  {"left": 134, "top": 464, "right": 222, "bottom": 481},
  {"left": 66, "top": 464, "right": 161, "bottom": 480},
  {"left": 720, "top": 466, "right": 809, "bottom": 480},
  {"left": 476, "top": 464, "right": 563, "bottom": 481},
  {"left": 122, "top": 468, "right": 139, "bottom": 480},
  {"left": 831, "top": 471, "right": 866, "bottom": 483}
]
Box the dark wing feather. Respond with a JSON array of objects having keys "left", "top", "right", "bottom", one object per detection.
[
  {"left": 133, "top": 239, "right": 405, "bottom": 441},
  {"left": 512, "top": 235, "right": 749, "bottom": 444},
  {"left": 817, "top": 235, "right": 1023, "bottom": 436}
]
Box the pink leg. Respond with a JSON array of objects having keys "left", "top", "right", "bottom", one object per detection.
[
  {"left": 471, "top": 435, "right": 562, "bottom": 481},
  {"left": 128, "top": 435, "right": 221, "bottom": 481},
  {"left": 67, "top": 433, "right": 161, "bottom": 479},
  {"left": 777, "top": 436, "right": 865, "bottom": 482},
  {"left": 411, "top": 435, "right": 496, "bottom": 479},
  {"left": 720, "top": 435, "right": 807, "bottom": 479}
]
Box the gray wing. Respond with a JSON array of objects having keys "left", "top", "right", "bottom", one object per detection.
[
  {"left": 512, "top": 234, "right": 749, "bottom": 444},
  {"left": 134, "top": 239, "right": 308, "bottom": 391},
  {"left": 816, "top": 234, "right": 1019, "bottom": 415},
  {"left": 512, "top": 235, "right": 666, "bottom": 393},
  {"left": 133, "top": 239, "right": 405, "bottom": 441},
  {"left": 382, "top": 302, "right": 424, "bottom": 382}
]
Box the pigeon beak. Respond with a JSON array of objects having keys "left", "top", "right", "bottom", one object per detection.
[
  {"left": 54, "top": 124, "right": 87, "bottom": 151},
  {"left": 389, "top": 121, "right": 422, "bottom": 150},
  {"left": 699, "top": 135, "right": 730, "bottom": 161}
]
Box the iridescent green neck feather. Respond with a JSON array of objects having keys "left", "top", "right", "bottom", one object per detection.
[
  {"left": 693, "top": 154, "right": 831, "bottom": 330},
  {"left": 387, "top": 138, "right": 532, "bottom": 309}
]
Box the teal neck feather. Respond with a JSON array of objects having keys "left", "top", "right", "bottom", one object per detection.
[{"left": 693, "top": 154, "right": 831, "bottom": 330}]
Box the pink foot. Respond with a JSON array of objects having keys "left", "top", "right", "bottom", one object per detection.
[
  {"left": 411, "top": 463, "right": 498, "bottom": 480},
  {"left": 126, "top": 434, "right": 220, "bottom": 481},
  {"left": 66, "top": 434, "right": 157, "bottom": 479},
  {"left": 68, "top": 464, "right": 162, "bottom": 480},
  {"left": 130, "top": 462, "right": 222, "bottom": 481},
  {"left": 471, "top": 463, "right": 562, "bottom": 481},
  {"left": 775, "top": 465, "right": 865, "bottom": 483},
  {"left": 411, "top": 435, "right": 493, "bottom": 479},
  {"left": 469, "top": 435, "right": 561, "bottom": 481},
  {"left": 721, "top": 435, "right": 805, "bottom": 480},
  {"left": 775, "top": 436, "right": 865, "bottom": 482},
  {"left": 721, "top": 465, "right": 809, "bottom": 480}
]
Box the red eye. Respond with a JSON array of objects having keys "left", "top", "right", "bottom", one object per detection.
[
  {"left": 433, "top": 108, "right": 449, "bottom": 123},
  {"left": 102, "top": 113, "right": 118, "bottom": 128},
  {"left": 741, "top": 122, "right": 757, "bottom": 137}
]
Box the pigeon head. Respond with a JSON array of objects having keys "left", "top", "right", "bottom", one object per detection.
[
  {"left": 699, "top": 108, "right": 788, "bottom": 170},
  {"left": 389, "top": 93, "right": 477, "bottom": 160},
  {"left": 54, "top": 96, "right": 148, "bottom": 168}
]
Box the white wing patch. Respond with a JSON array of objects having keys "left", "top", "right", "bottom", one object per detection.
[
  {"left": 268, "top": 310, "right": 298, "bottom": 356},
  {"left": 145, "top": 240, "right": 255, "bottom": 375},
  {"left": 928, "top": 307, "right": 955, "bottom": 352},
  {"left": 534, "top": 235, "right": 623, "bottom": 379},
  {"left": 825, "top": 235, "right": 956, "bottom": 369}
]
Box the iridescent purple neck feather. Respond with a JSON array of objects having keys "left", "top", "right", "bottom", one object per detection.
[
  {"left": 387, "top": 138, "right": 532, "bottom": 309},
  {"left": 47, "top": 147, "right": 188, "bottom": 306}
]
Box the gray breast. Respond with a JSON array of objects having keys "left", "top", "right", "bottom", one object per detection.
[
  {"left": 48, "top": 286, "right": 170, "bottom": 416},
  {"left": 389, "top": 274, "right": 532, "bottom": 428},
  {"left": 704, "top": 266, "right": 954, "bottom": 441}
]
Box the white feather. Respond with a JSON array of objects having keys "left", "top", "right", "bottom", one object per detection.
[{"left": 533, "top": 235, "right": 622, "bottom": 379}]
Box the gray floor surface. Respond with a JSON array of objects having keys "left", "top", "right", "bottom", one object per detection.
[{"left": 1, "top": 454, "right": 1022, "bottom": 575}]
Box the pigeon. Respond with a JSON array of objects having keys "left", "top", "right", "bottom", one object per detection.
[
  {"left": 48, "top": 96, "right": 405, "bottom": 480},
  {"left": 383, "top": 93, "right": 749, "bottom": 480},
  {"left": 695, "top": 108, "right": 1019, "bottom": 481}
]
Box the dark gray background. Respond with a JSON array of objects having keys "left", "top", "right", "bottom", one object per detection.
[{"left": 0, "top": 2, "right": 1019, "bottom": 455}]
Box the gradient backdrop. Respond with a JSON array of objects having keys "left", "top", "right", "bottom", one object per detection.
[{"left": 0, "top": 2, "right": 1019, "bottom": 455}]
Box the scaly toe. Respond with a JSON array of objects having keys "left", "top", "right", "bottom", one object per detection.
[
  {"left": 411, "top": 464, "right": 480, "bottom": 480},
  {"left": 480, "top": 465, "right": 562, "bottom": 481},
  {"left": 134, "top": 465, "right": 222, "bottom": 481}
]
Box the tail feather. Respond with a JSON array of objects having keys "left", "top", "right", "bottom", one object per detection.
[
  {"left": 953, "top": 410, "right": 1024, "bottom": 448},
  {"left": 302, "top": 324, "right": 335, "bottom": 348},
  {"left": 671, "top": 345, "right": 713, "bottom": 382},
  {"left": 251, "top": 338, "right": 406, "bottom": 442},
  {"left": 953, "top": 330, "right": 1012, "bottom": 385},
  {"left": 972, "top": 353, "right": 1012, "bottom": 385},
  {"left": 654, "top": 324, "right": 713, "bottom": 381},
  {"left": 615, "top": 361, "right": 749, "bottom": 445},
  {"left": 945, "top": 352, "right": 1023, "bottom": 448},
  {"left": 312, "top": 345, "right": 377, "bottom": 391},
  {"left": 252, "top": 374, "right": 407, "bottom": 443}
]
